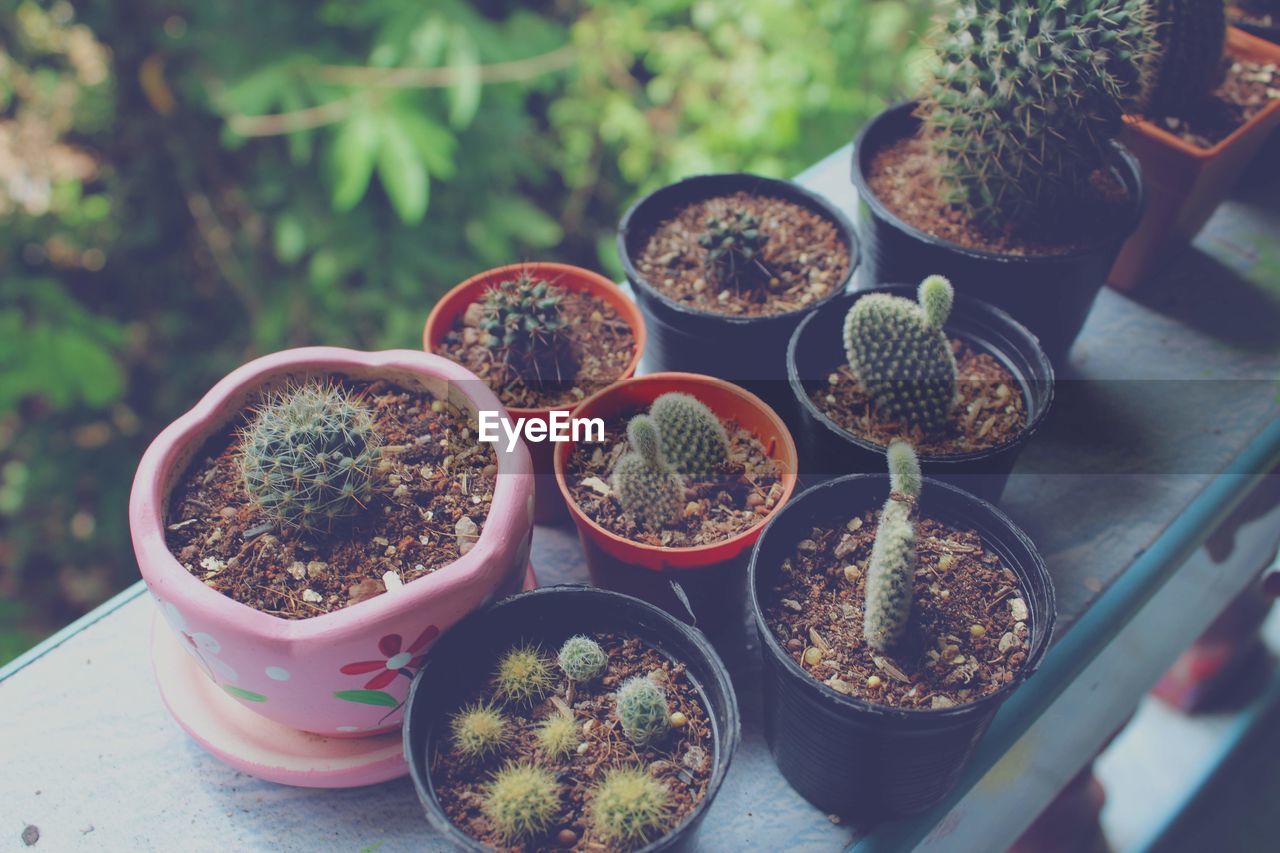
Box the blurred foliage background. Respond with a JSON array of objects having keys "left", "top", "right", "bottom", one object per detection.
[{"left": 0, "top": 0, "right": 933, "bottom": 663}]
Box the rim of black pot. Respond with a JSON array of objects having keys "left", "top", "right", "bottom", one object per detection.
[
  {"left": 403, "top": 584, "right": 741, "bottom": 852},
  {"left": 617, "top": 172, "right": 860, "bottom": 329},
  {"left": 747, "top": 473, "right": 1056, "bottom": 723},
  {"left": 786, "top": 285, "right": 1056, "bottom": 465},
  {"left": 851, "top": 101, "right": 1146, "bottom": 265}
]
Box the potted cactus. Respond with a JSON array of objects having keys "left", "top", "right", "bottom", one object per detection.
[
  {"left": 747, "top": 445, "right": 1056, "bottom": 817},
  {"left": 405, "top": 586, "right": 740, "bottom": 851},
  {"left": 129, "top": 348, "right": 535, "bottom": 784},
  {"left": 851, "top": 0, "right": 1154, "bottom": 356},
  {"left": 1112, "top": 13, "right": 1280, "bottom": 289},
  {"left": 786, "top": 276, "right": 1054, "bottom": 501},
  {"left": 617, "top": 174, "right": 857, "bottom": 421},
  {"left": 1231, "top": 1, "right": 1280, "bottom": 41},
  {"left": 425, "top": 262, "right": 646, "bottom": 522},
  {"left": 554, "top": 374, "right": 798, "bottom": 631}
]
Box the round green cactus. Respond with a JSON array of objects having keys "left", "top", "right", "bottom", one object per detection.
[
  {"left": 843, "top": 276, "right": 959, "bottom": 433},
  {"left": 536, "top": 713, "right": 580, "bottom": 759},
  {"left": 590, "top": 766, "right": 671, "bottom": 847},
  {"left": 481, "top": 271, "right": 574, "bottom": 382},
  {"left": 558, "top": 635, "right": 608, "bottom": 682},
  {"left": 862, "top": 443, "right": 921, "bottom": 653},
  {"left": 921, "top": 0, "right": 1157, "bottom": 226},
  {"left": 494, "top": 644, "right": 554, "bottom": 705},
  {"left": 1147, "top": 0, "right": 1226, "bottom": 115},
  {"left": 449, "top": 702, "right": 507, "bottom": 761},
  {"left": 615, "top": 675, "right": 671, "bottom": 747},
  {"left": 613, "top": 415, "right": 684, "bottom": 531},
  {"left": 698, "top": 210, "right": 768, "bottom": 289},
  {"left": 483, "top": 762, "right": 560, "bottom": 843},
  {"left": 650, "top": 392, "right": 730, "bottom": 481},
  {"left": 237, "top": 383, "right": 382, "bottom": 536}
]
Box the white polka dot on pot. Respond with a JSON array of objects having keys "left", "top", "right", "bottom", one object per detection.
[{"left": 264, "top": 666, "right": 290, "bottom": 681}]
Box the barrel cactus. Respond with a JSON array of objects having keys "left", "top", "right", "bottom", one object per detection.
[
  {"left": 699, "top": 210, "right": 768, "bottom": 289},
  {"left": 536, "top": 714, "right": 580, "bottom": 759},
  {"left": 863, "top": 442, "right": 923, "bottom": 653},
  {"left": 649, "top": 392, "right": 730, "bottom": 481},
  {"left": 843, "top": 275, "right": 958, "bottom": 433},
  {"left": 921, "top": 0, "right": 1157, "bottom": 226},
  {"left": 238, "top": 383, "right": 382, "bottom": 536},
  {"left": 558, "top": 635, "right": 608, "bottom": 682},
  {"left": 612, "top": 415, "right": 684, "bottom": 531},
  {"left": 590, "top": 767, "right": 671, "bottom": 847},
  {"left": 481, "top": 271, "right": 574, "bottom": 382},
  {"left": 494, "top": 645, "right": 554, "bottom": 705},
  {"left": 483, "top": 762, "right": 560, "bottom": 843},
  {"left": 1147, "top": 0, "right": 1226, "bottom": 115},
  {"left": 615, "top": 675, "right": 671, "bottom": 747},
  {"left": 450, "top": 702, "right": 507, "bottom": 761}
]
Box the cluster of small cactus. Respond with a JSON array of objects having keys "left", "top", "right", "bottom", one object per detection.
[
  {"left": 698, "top": 210, "right": 768, "bottom": 289},
  {"left": 650, "top": 392, "right": 731, "bottom": 480},
  {"left": 494, "top": 645, "right": 554, "bottom": 705},
  {"left": 612, "top": 415, "right": 686, "bottom": 531},
  {"left": 590, "top": 766, "right": 672, "bottom": 846},
  {"left": 237, "top": 383, "right": 382, "bottom": 536},
  {"left": 1146, "top": 0, "right": 1226, "bottom": 115},
  {"left": 558, "top": 635, "right": 608, "bottom": 682},
  {"left": 451, "top": 702, "right": 508, "bottom": 761},
  {"left": 615, "top": 676, "right": 672, "bottom": 747},
  {"left": 921, "top": 0, "right": 1157, "bottom": 226},
  {"left": 843, "top": 275, "right": 958, "bottom": 433},
  {"left": 862, "top": 442, "right": 923, "bottom": 653},
  {"left": 480, "top": 271, "right": 574, "bottom": 382},
  {"left": 483, "top": 762, "right": 561, "bottom": 843}
]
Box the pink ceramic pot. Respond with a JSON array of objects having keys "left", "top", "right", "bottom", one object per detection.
[{"left": 130, "top": 347, "right": 535, "bottom": 737}]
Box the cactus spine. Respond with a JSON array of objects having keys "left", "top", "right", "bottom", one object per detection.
[
  {"left": 862, "top": 442, "right": 923, "bottom": 653},
  {"left": 699, "top": 210, "right": 769, "bottom": 290},
  {"left": 558, "top": 635, "right": 608, "bottom": 682},
  {"left": 921, "top": 0, "right": 1157, "bottom": 226},
  {"left": 590, "top": 767, "right": 672, "bottom": 846},
  {"left": 615, "top": 675, "right": 671, "bottom": 747},
  {"left": 481, "top": 271, "right": 575, "bottom": 383},
  {"left": 612, "top": 415, "right": 684, "bottom": 531},
  {"left": 649, "top": 392, "right": 730, "bottom": 481},
  {"left": 1147, "top": 0, "right": 1226, "bottom": 115},
  {"left": 483, "top": 762, "right": 560, "bottom": 842},
  {"left": 843, "top": 275, "right": 959, "bottom": 433},
  {"left": 238, "top": 383, "right": 381, "bottom": 536}
]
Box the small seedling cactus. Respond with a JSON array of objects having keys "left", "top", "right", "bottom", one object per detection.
[
  {"left": 481, "top": 271, "right": 574, "bottom": 383},
  {"left": 590, "top": 766, "right": 671, "bottom": 847},
  {"left": 698, "top": 210, "right": 768, "bottom": 290},
  {"left": 922, "top": 0, "right": 1156, "bottom": 226},
  {"left": 494, "top": 645, "right": 554, "bottom": 705},
  {"left": 483, "top": 762, "right": 560, "bottom": 843},
  {"left": 650, "top": 392, "right": 730, "bottom": 481},
  {"left": 558, "top": 635, "right": 608, "bottom": 682},
  {"left": 238, "top": 383, "right": 382, "bottom": 536},
  {"left": 615, "top": 675, "right": 671, "bottom": 747},
  {"left": 450, "top": 702, "right": 507, "bottom": 761},
  {"left": 862, "top": 442, "right": 923, "bottom": 653},
  {"left": 843, "top": 275, "right": 958, "bottom": 432},
  {"left": 536, "top": 713, "right": 580, "bottom": 759},
  {"left": 1147, "top": 0, "right": 1226, "bottom": 115},
  {"left": 613, "top": 415, "right": 684, "bottom": 531}
]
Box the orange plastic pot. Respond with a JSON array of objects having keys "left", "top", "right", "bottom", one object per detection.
[
  {"left": 554, "top": 373, "right": 798, "bottom": 632},
  {"left": 1110, "top": 27, "right": 1280, "bottom": 290},
  {"left": 424, "top": 262, "right": 646, "bottom": 523}
]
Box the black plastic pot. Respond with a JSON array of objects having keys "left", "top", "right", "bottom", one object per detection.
[
  {"left": 748, "top": 474, "right": 1055, "bottom": 818},
  {"left": 851, "top": 101, "right": 1145, "bottom": 358},
  {"left": 404, "top": 585, "right": 741, "bottom": 851},
  {"left": 786, "top": 286, "right": 1055, "bottom": 502},
  {"left": 618, "top": 173, "right": 859, "bottom": 423}
]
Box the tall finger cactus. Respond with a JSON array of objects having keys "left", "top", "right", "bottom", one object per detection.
[
  {"left": 1147, "top": 0, "right": 1226, "bottom": 115},
  {"left": 615, "top": 675, "right": 671, "bottom": 747},
  {"left": 843, "top": 276, "right": 958, "bottom": 432},
  {"left": 481, "top": 271, "right": 574, "bottom": 382},
  {"left": 921, "top": 0, "right": 1157, "bottom": 226},
  {"left": 613, "top": 415, "right": 684, "bottom": 531},
  {"left": 863, "top": 442, "right": 922, "bottom": 653},
  {"left": 699, "top": 211, "right": 768, "bottom": 290},
  {"left": 650, "top": 392, "right": 730, "bottom": 481},
  {"left": 238, "top": 383, "right": 382, "bottom": 536}
]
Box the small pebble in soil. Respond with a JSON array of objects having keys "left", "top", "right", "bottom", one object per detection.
[
  {"left": 670, "top": 711, "right": 688, "bottom": 728},
  {"left": 557, "top": 829, "right": 578, "bottom": 847},
  {"left": 866, "top": 675, "right": 882, "bottom": 690},
  {"left": 803, "top": 647, "right": 822, "bottom": 666}
]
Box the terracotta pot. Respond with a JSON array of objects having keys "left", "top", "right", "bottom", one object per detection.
[
  {"left": 1231, "top": 6, "right": 1280, "bottom": 44},
  {"left": 424, "top": 262, "right": 645, "bottom": 523},
  {"left": 554, "top": 373, "right": 798, "bottom": 632},
  {"left": 1111, "top": 28, "right": 1280, "bottom": 291},
  {"left": 130, "top": 347, "right": 536, "bottom": 738}
]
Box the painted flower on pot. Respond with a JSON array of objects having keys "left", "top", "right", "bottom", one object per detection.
[{"left": 336, "top": 625, "right": 440, "bottom": 707}]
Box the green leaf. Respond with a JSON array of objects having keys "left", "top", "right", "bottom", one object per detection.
[
  {"left": 376, "top": 118, "right": 429, "bottom": 224},
  {"left": 333, "top": 689, "right": 399, "bottom": 707},
  {"left": 223, "top": 685, "right": 268, "bottom": 703},
  {"left": 394, "top": 109, "right": 457, "bottom": 179},
  {"left": 273, "top": 213, "right": 307, "bottom": 264},
  {"left": 328, "top": 112, "right": 381, "bottom": 212},
  {"left": 446, "top": 24, "right": 481, "bottom": 129}
]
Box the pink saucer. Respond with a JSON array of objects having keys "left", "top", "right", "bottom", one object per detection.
[{"left": 152, "top": 563, "right": 539, "bottom": 788}]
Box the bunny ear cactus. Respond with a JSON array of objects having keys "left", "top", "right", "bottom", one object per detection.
[
  {"left": 1147, "top": 0, "right": 1226, "bottom": 116},
  {"left": 699, "top": 210, "right": 769, "bottom": 290},
  {"left": 613, "top": 415, "right": 684, "bottom": 531},
  {"left": 921, "top": 0, "right": 1157, "bottom": 227},
  {"left": 238, "top": 383, "right": 382, "bottom": 536},
  {"left": 862, "top": 441, "right": 922, "bottom": 653},
  {"left": 843, "top": 275, "right": 959, "bottom": 432},
  {"left": 649, "top": 392, "right": 730, "bottom": 481},
  {"left": 481, "top": 271, "right": 575, "bottom": 383}
]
